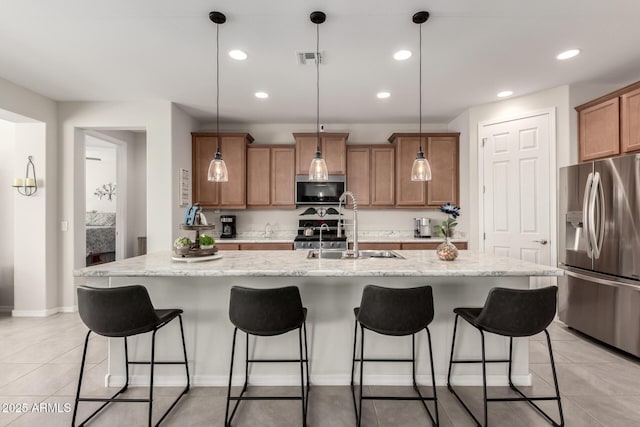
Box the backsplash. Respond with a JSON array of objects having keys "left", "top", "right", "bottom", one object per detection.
[{"left": 202, "top": 207, "right": 467, "bottom": 239}]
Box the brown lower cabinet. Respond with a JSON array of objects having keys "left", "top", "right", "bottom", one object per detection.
[
  {"left": 352, "top": 242, "right": 468, "bottom": 250},
  {"left": 401, "top": 242, "right": 468, "bottom": 250},
  {"left": 215, "top": 243, "right": 293, "bottom": 251}
]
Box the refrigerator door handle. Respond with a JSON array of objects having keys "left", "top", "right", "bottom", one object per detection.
[
  {"left": 582, "top": 172, "right": 594, "bottom": 258},
  {"left": 593, "top": 172, "right": 606, "bottom": 259},
  {"left": 588, "top": 172, "right": 600, "bottom": 259}
]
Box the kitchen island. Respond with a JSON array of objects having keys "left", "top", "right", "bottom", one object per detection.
[{"left": 74, "top": 250, "right": 562, "bottom": 388}]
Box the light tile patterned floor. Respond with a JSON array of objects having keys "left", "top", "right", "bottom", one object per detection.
[{"left": 0, "top": 313, "right": 638, "bottom": 426}]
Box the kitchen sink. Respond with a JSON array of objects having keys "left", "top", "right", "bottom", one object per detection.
[{"left": 307, "top": 250, "right": 404, "bottom": 259}]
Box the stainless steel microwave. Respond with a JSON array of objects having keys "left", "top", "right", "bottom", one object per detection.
[{"left": 295, "top": 175, "right": 346, "bottom": 205}]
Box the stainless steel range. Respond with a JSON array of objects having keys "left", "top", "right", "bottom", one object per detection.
[{"left": 293, "top": 219, "right": 347, "bottom": 250}]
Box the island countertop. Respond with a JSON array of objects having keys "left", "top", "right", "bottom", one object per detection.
[{"left": 74, "top": 250, "right": 563, "bottom": 278}]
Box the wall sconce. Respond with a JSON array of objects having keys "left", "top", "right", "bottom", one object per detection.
[{"left": 12, "top": 156, "right": 38, "bottom": 196}]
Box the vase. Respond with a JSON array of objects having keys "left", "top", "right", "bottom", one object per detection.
[{"left": 436, "top": 238, "right": 458, "bottom": 261}]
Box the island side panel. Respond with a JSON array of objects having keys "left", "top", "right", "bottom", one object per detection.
[{"left": 104, "top": 275, "right": 531, "bottom": 387}]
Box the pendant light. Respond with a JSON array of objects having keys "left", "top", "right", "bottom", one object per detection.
[
  {"left": 410, "top": 11, "right": 432, "bottom": 182},
  {"left": 308, "top": 11, "right": 329, "bottom": 181},
  {"left": 207, "top": 11, "right": 229, "bottom": 182}
]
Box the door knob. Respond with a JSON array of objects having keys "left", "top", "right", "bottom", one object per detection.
[{"left": 533, "top": 239, "right": 548, "bottom": 245}]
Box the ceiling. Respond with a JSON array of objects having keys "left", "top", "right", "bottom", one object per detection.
[{"left": 1, "top": 0, "right": 640, "bottom": 124}]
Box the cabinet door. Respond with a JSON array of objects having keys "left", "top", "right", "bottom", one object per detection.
[
  {"left": 239, "top": 243, "right": 293, "bottom": 250},
  {"left": 294, "top": 133, "right": 348, "bottom": 175},
  {"left": 192, "top": 135, "right": 219, "bottom": 206},
  {"left": 621, "top": 86, "right": 640, "bottom": 154},
  {"left": 346, "top": 146, "right": 371, "bottom": 206},
  {"left": 271, "top": 147, "right": 296, "bottom": 207},
  {"left": 218, "top": 135, "right": 247, "bottom": 208},
  {"left": 578, "top": 98, "right": 620, "bottom": 162},
  {"left": 371, "top": 146, "right": 395, "bottom": 206},
  {"left": 323, "top": 135, "right": 347, "bottom": 174},
  {"left": 395, "top": 136, "right": 426, "bottom": 206},
  {"left": 427, "top": 135, "right": 459, "bottom": 206},
  {"left": 294, "top": 134, "right": 318, "bottom": 175},
  {"left": 247, "top": 146, "right": 271, "bottom": 207}
]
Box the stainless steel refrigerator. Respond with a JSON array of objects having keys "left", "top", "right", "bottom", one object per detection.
[{"left": 559, "top": 153, "right": 640, "bottom": 357}]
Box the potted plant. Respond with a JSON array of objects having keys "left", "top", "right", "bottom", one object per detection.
[
  {"left": 199, "top": 234, "right": 215, "bottom": 250},
  {"left": 174, "top": 236, "right": 193, "bottom": 255},
  {"left": 433, "top": 203, "right": 461, "bottom": 261}
]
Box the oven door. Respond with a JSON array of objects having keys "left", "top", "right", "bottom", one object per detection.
[{"left": 295, "top": 176, "right": 345, "bottom": 205}]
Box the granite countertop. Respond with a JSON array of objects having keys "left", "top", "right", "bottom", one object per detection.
[{"left": 74, "top": 250, "right": 562, "bottom": 278}]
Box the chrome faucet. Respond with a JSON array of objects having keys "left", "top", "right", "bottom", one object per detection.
[
  {"left": 318, "top": 223, "right": 330, "bottom": 258},
  {"left": 338, "top": 191, "right": 358, "bottom": 258}
]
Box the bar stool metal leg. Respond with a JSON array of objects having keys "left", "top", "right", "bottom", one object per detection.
[
  {"left": 350, "top": 317, "right": 359, "bottom": 424},
  {"left": 298, "top": 327, "right": 307, "bottom": 426}
]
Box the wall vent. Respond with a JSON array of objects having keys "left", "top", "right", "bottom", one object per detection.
[{"left": 296, "top": 51, "right": 324, "bottom": 65}]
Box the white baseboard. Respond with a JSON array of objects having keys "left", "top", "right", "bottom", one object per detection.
[
  {"left": 106, "top": 373, "right": 532, "bottom": 388},
  {"left": 12, "top": 307, "right": 60, "bottom": 317},
  {"left": 11, "top": 305, "right": 78, "bottom": 317},
  {"left": 58, "top": 305, "right": 78, "bottom": 313}
]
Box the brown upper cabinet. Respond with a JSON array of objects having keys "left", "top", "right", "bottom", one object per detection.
[
  {"left": 577, "top": 80, "right": 640, "bottom": 162},
  {"left": 246, "top": 145, "right": 296, "bottom": 209},
  {"left": 621, "top": 85, "right": 640, "bottom": 154},
  {"left": 346, "top": 145, "right": 395, "bottom": 208},
  {"left": 388, "top": 133, "right": 460, "bottom": 208},
  {"left": 293, "top": 133, "right": 348, "bottom": 175},
  {"left": 191, "top": 132, "right": 253, "bottom": 209}
]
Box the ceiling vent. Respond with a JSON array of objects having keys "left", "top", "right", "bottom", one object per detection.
[{"left": 296, "top": 51, "right": 324, "bottom": 65}]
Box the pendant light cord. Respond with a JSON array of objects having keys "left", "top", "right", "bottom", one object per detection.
[
  {"left": 216, "top": 23, "right": 221, "bottom": 153},
  {"left": 316, "top": 23, "right": 320, "bottom": 153},
  {"left": 418, "top": 22, "right": 423, "bottom": 153}
]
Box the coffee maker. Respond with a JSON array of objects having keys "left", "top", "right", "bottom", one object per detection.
[
  {"left": 414, "top": 217, "right": 432, "bottom": 238},
  {"left": 220, "top": 215, "right": 237, "bottom": 238}
]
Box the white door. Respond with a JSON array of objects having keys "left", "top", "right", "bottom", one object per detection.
[{"left": 480, "top": 112, "right": 554, "bottom": 288}]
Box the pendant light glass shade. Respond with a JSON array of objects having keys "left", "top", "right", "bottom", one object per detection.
[
  {"left": 412, "top": 11, "right": 432, "bottom": 182},
  {"left": 208, "top": 151, "right": 229, "bottom": 182},
  {"left": 208, "top": 11, "right": 229, "bottom": 183},
  {"left": 411, "top": 149, "right": 432, "bottom": 181},
  {"left": 308, "top": 11, "right": 329, "bottom": 181},
  {"left": 309, "top": 151, "right": 329, "bottom": 181}
]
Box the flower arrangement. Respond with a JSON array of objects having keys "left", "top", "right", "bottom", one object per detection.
[
  {"left": 433, "top": 203, "right": 461, "bottom": 239},
  {"left": 174, "top": 236, "right": 192, "bottom": 248}
]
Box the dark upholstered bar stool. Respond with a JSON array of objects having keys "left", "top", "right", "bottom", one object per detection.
[
  {"left": 447, "top": 286, "right": 564, "bottom": 426},
  {"left": 73, "top": 285, "right": 190, "bottom": 427},
  {"left": 351, "top": 285, "right": 438, "bottom": 426},
  {"left": 225, "top": 286, "right": 310, "bottom": 427}
]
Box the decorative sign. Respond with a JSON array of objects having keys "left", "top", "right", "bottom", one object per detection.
[{"left": 179, "top": 168, "right": 191, "bottom": 207}]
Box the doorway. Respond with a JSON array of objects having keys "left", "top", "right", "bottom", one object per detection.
[
  {"left": 85, "top": 134, "right": 119, "bottom": 266},
  {"left": 479, "top": 109, "right": 557, "bottom": 288}
]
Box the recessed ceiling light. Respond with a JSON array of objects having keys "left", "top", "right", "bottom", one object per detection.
[
  {"left": 254, "top": 91, "right": 269, "bottom": 99},
  {"left": 393, "top": 50, "right": 412, "bottom": 61},
  {"left": 497, "top": 90, "right": 513, "bottom": 98},
  {"left": 377, "top": 92, "right": 391, "bottom": 99},
  {"left": 229, "top": 50, "right": 247, "bottom": 60},
  {"left": 556, "top": 49, "right": 581, "bottom": 60}
]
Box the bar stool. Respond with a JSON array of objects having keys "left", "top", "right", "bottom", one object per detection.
[
  {"left": 447, "top": 286, "right": 564, "bottom": 426},
  {"left": 351, "top": 285, "right": 438, "bottom": 427},
  {"left": 225, "top": 286, "right": 310, "bottom": 427},
  {"left": 73, "top": 285, "right": 190, "bottom": 427}
]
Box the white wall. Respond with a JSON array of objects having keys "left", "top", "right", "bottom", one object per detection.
[
  {"left": 171, "top": 104, "right": 198, "bottom": 241},
  {"left": 58, "top": 101, "right": 185, "bottom": 309},
  {"left": 0, "top": 76, "right": 58, "bottom": 316},
  {"left": 453, "top": 86, "right": 571, "bottom": 267},
  {"left": 0, "top": 119, "right": 15, "bottom": 311},
  {"left": 129, "top": 132, "right": 147, "bottom": 255},
  {"left": 85, "top": 137, "right": 117, "bottom": 212}
]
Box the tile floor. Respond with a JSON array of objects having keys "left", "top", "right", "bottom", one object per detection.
[{"left": 0, "top": 313, "right": 639, "bottom": 426}]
